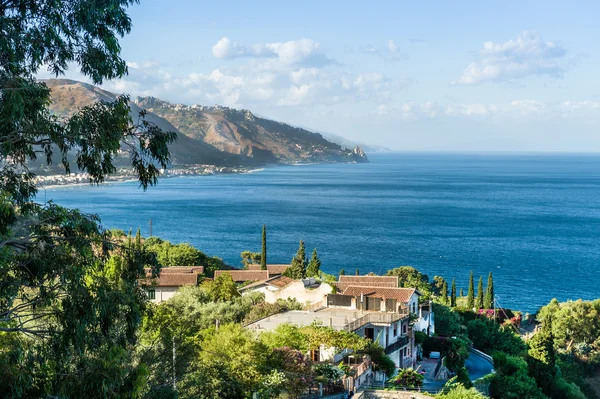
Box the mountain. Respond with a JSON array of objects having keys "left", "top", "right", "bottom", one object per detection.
[
  {"left": 44, "top": 79, "right": 368, "bottom": 169},
  {"left": 133, "top": 96, "right": 368, "bottom": 164},
  {"left": 319, "top": 131, "right": 393, "bottom": 153}
]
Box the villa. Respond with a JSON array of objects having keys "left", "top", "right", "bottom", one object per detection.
[{"left": 141, "top": 266, "right": 204, "bottom": 303}]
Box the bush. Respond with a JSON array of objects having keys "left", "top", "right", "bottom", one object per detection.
[
  {"left": 415, "top": 331, "right": 427, "bottom": 345},
  {"left": 390, "top": 368, "right": 424, "bottom": 388},
  {"left": 466, "top": 318, "right": 526, "bottom": 356}
]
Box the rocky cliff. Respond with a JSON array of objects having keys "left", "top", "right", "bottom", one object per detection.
[{"left": 44, "top": 79, "right": 368, "bottom": 169}]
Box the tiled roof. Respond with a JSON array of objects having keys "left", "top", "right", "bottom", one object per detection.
[
  {"left": 141, "top": 273, "right": 199, "bottom": 287},
  {"left": 267, "top": 264, "right": 289, "bottom": 275},
  {"left": 214, "top": 270, "right": 269, "bottom": 282},
  {"left": 335, "top": 275, "right": 398, "bottom": 291},
  {"left": 342, "top": 286, "right": 416, "bottom": 303},
  {"left": 239, "top": 275, "right": 294, "bottom": 291},
  {"left": 244, "top": 264, "right": 288, "bottom": 274},
  {"left": 144, "top": 266, "right": 204, "bottom": 276}
]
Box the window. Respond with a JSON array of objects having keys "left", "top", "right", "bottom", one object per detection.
[
  {"left": 393, "top": 324, "right": 398, "bottom": 336},
  {"left": 147, "top": 289, "right": 156, "bottom": 300},
  {"left": 412, "top": 302, "right": 416, "bottom": 314},
  {"left": 402, "top": 323, "right": 407, "bottom": 335}
]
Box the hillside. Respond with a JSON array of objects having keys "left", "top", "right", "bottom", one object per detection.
[
  {"left": 134, "top": 96, "right": 368, "bottom": 164},
  {"left": 44, "top": 79, "right": 368, "bottom": 169}
]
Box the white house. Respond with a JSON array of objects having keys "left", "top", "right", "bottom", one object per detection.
[
  {"left": 239, "top": 275, "right": 333, "bottom": 305},
  {"left": 141, "top": 266, "right": 204, "bottom": 303}
]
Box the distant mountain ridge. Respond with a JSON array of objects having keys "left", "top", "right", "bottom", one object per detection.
[{"left": 44, "top": 79, "right": 368, "bottom": 169}]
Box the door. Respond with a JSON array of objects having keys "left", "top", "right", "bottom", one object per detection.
[{"left": 364, "top": 327, "right": 375, "bottom": 341}]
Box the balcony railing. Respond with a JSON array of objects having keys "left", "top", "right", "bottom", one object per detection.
[
  {"left": 384, "top": 334, "right": 410, "bottom": 354},
  {"left": 343, "top": 311, "right": 407, "bottom": 332}
]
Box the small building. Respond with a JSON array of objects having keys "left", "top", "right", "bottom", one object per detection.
[
  {"left": 245, "top": 264, "right": 290, "bottom": 276},
  {"left": 334, "top": 275, "right": 399, "bottom": 292},
  {"left": 239, "top": 275, "right": 333, "bottom": 305},
  {"left": 140, "top": 266, "right": 204, "bottom": 303}
]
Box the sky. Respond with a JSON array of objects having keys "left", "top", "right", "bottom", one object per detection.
[{"left": 47, "top": 0, "right": 600, "bottom": 151}]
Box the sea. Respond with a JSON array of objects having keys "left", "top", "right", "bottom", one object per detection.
[{"left": 44, "top": 153, "right": 600, "bottom": 313}]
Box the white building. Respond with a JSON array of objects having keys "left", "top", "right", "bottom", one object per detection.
[
  {"left": 239, "top": 275, "right": 333, "bottom": 305},
  {"left": 141, "top": 266, "right": 204, "bottom": 303}
]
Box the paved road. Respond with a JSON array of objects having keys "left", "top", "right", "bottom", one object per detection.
[{"left": 465, "top": 352, "right": 494, "bottom": 380}]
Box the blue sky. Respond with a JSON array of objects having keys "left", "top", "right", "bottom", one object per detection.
[{"left": 51, "top": 1, "right": 600, "bottom": 151}]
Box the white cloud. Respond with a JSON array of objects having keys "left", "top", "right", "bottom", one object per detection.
[
  {"left": 358, "top": 40, "right": 407, "bottom": 61},
  {"left": 454, "top": 31, "right": 568, "bottom": 85},
  {"left": 211, "top": 37, "right": 333, "bottom": 67},
  {"left": 375, "top": 99, "right": 599, "bottom": 121}
]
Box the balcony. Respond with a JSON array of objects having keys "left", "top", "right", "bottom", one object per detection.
[
  {"left": 343, "top": 311, "right": 407, "bottom": 332},
  {"left": 384, "top": 334, "right": 410, "bottom": 354}
]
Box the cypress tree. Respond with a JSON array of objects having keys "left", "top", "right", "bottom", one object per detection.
[
  {"left": 441, "top": 281, "right": 448, "bottom": 305},
  {"left": 484, "top": 272, "right": 494, "bottom": 309},
  {"left": 451, "top": 278, "right": 457, "bottom": 307},
  {"left": 284, "top": 240, "right": 307, "bottom": 279},
  {"left": 476, "top": 276, "right": 484, "bottom": 309},
  {"left": 339, "top": 268, "right": 345, "bottom": 276},
  {"left": 306, "top": 248, "right": 321, "bottom": 277},
  {"left": 355, "top": 268, "right": 360, "bottom": 276},
  {"left": 527, "top": 315, "right": 557, "bottom": 396},
  {"left": 260, "top": 225, "right": 267, "bottom": 270},
  {"left": 460, "top": 288, "right": 464, "bottom": 297},
  {"left": 467, "top": 271, "right": 475, "bottom": 309}
]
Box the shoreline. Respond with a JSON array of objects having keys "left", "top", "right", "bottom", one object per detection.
[{"left": 36, "top": 164, "right": 262, "bottom": 190}]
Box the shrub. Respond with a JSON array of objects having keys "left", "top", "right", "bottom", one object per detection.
[{"left": 390, "top": 368, "right": 424, "bottom": 388}]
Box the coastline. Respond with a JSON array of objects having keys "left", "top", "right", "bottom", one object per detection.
[{"left": 36, "top": 164, "right": 260, "bottom": 189}]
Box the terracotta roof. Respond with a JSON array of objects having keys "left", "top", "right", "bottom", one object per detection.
[
  {"left": 342, "top": 286, "right": 417, "bottom": 303},
  {"left": 239, "top": 275, "right": 294, "bottom": 291},
  {"left": 144, "top": 266, "right": 204, "bottom": 276},
  {"left": 141, "top": 273, "right": 199, "bottom": 287},
  {"left": 214, "top": 270, "right": 269, "bottom": 282},
  {"left": 247, "top": 264, "right": 262, "bottom": 270},
  {"left": 335, "top": 276, "right": 398, "bottom": 291},
  {"left": 267, "top": 264, "right": 289, "bottom": 275}
]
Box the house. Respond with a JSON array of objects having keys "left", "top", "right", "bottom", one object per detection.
[
  {"left": 333, "top": 275, "right": 399, "bottom": 292},
  {"left": 239, "top": 275, "right": 333, "bottom": 305},
  {"left": 246, "top": 263, "right": 290, "bottom": 276},
  {"left": 140, "top": 266, "right": 204, "bottom": 303}
]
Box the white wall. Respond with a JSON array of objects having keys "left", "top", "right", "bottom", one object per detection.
[
  {"left": 148, "top": 286, "right": 179, "bottom": 303},
  {"left": 262, "top": 281, "right": 333, "bottom": 305}
]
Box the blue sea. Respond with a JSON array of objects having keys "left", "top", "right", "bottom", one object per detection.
[{"left": 45, "top": 153, "right": 600, "bottom": 312}]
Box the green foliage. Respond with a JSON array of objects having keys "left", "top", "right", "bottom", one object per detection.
[
  {"left": 484, "top": 272, "right": 494, "bottom": 310},
  {"left": 386, "top": 266, "right": 434, "bottom": 300},
  {"left": 437, "top": 383, "right": 488, "bottom": 399},
  {"left": 144, "top": 237, "right": 227, "bottom": 276},
  {"left": 261, "top": 224, "right": 267, "bottom": 270},
  {"left": 477, "top": 276, "right": 484, "bottom": 309},
  {"left": 433, "top": 302, "right": 463, "bottom": 337},
  {"left": 356, "top": 268, "right": 360, "bottom": 275},
  {"left": 451, "top": 278, "right": 457, "bottom": 307},
  {"left": 243, "top": 298, "right": 303, "bottom": 325},
  {"left": 390, "top": 368, "right": 424, "bottom": 388},
  {"left": 269, "top": 346, "right": 315, "bottom": 397},
  {"left": 456, "top": 367, "right": 473, "bottom": 388},
  {"left": 306, "top": 248, "right": 322, "bottom": 277},
  {"left": 415, "top": 331, "right": 428, "bottom": 345},
  {"left": 199, "top": 324, "right": 269, "bottom": 395},
  {"left": 466, "top": 318, "right": 526, "bottom": 356},
  {"left": 433, "top": 275, "right": 446, "bottom": 296},
  {"left": 204, "top": 274, "right": 240, "bottom": 302},
  {"left": 490, "top": 352, "right": 547, "bottom": 399},
  {"left": 284, "top": 240, "right": 307, "bottom": 279},
  {"left": 467, "top": 271, "right": 475, "bottom": 309},
  {"left": 441, "top": 280, "right": 448, "bottom": 305},
  {"left": 339, "top": 268, "right": 345, "bottom": 276},
  {"left": 241, "top": 250, "right": 262, "bottom": 268},
  {"left": 363, "top": 342, "right": 396, "bottom": 377}
]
